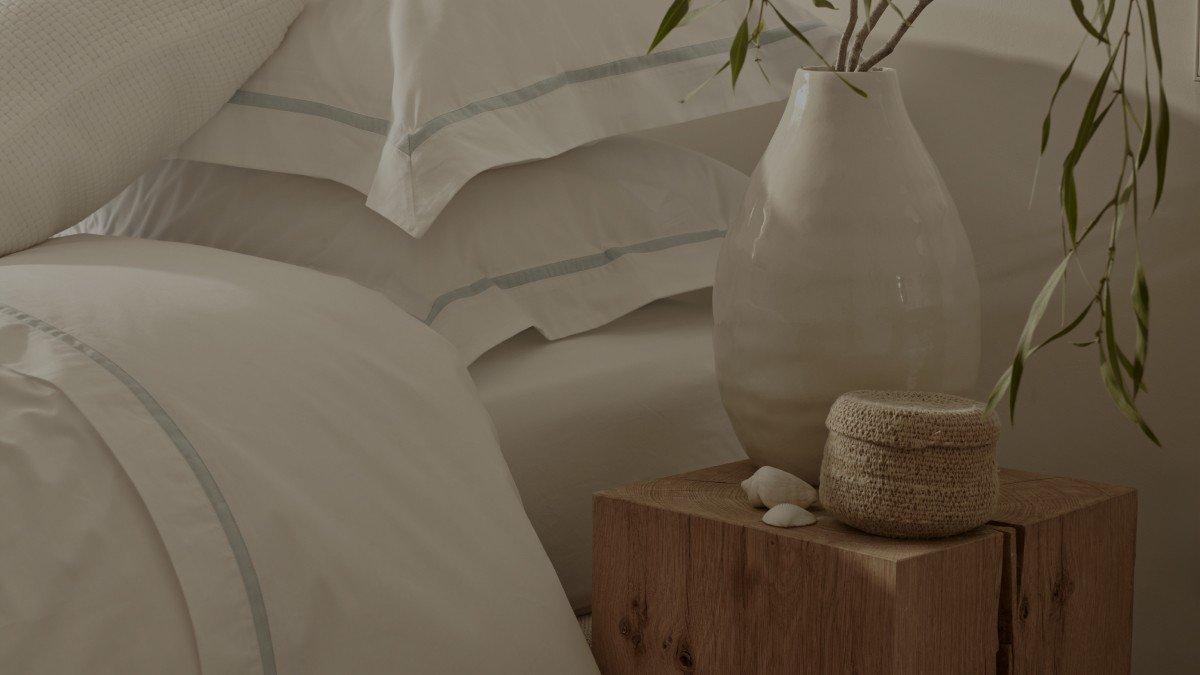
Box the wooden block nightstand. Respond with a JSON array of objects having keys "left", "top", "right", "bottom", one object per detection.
[{"left": 591, "top": 461, "right": 1135, "bottom": 674}]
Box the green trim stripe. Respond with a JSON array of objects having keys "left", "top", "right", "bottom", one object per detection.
[
  {"left": 230, "top": 90, "right": 389, "bottom": 135},
  {"left": 395, "top": 25, "right": 813, "bottom": 154},
  {"left": 423, "top": 228, "right": 726, "bottom": 324},
  {"left": 0, "top": 304, "right": 277, "bottom": 675},
  {"left": 228, "top": 21, "right": 824, "bottom": 154}
]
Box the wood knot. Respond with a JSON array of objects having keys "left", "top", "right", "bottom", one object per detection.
[
  {"left": 676, "top": 645, "right": 696, "bottom": 672},
  {"left": 1019, "top": 596, "right": 1030, "bottom": 621},
  {"left": 617, "top": 616, "right": 645, "bottom": 653},
  {"left": 1051, "top": 573, "right": 1075, "bottom": 605}
]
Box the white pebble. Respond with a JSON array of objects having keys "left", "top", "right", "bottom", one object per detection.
[
  {"left": 762, "top": 503, "right": 817, "bottom": 528},
  {"left": 741, "top": 466, "right": 818, "bottom": 508}
]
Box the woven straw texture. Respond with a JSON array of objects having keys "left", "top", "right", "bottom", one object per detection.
[{"left": 819, "top": 390, "right": 999, "bottom": 539}]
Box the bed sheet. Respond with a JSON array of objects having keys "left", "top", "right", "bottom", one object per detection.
[
  {"left": 470, "top": 290, "right": 746, "bottom": 611},
  {"left": 0, "top": 235, "right": 595, "bottom": 674}
]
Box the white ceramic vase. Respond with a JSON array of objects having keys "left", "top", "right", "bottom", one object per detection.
[{"left": 713, "top": 68, "right": 981, "bottom": 484}]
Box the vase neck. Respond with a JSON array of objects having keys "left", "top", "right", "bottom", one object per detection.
[
  {"left": 784, "top": 67, "right": 905, "bottom": 129},
  {"left": 759, "top": 67, "right": 918, "bottom": 179}
]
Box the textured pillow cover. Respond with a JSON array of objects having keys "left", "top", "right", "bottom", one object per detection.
[
  {"left": 0, "top": 0, "right": 302, "bottom": 257},
  {"left": 78, "top": 136, "right": 748, "bottom": 361},
  {"left": 178, "top": 0, "right": 835, "bottom": 237}
]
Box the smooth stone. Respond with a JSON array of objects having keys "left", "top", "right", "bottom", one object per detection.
[
  {"left": 762, "top": 503, "right": 817, "bottom": 528},
  {"left": 741, "top": 465, "right": 817, "bottom": 509}
]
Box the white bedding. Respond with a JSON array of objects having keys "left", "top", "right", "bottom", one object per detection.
[
  {"left": 0, "top": 235, "right": 596, "bottom": 674},
  {"left": 0, "top": 0, "right": 301, "bottom": 256},
  {"left": 469, "top": 290, "right": 745, "bottom": 611},
  {"left": 75, "top": 136, "right": 746, "bottom": 362},
  {"left": 178, "top": 0, "right": 833, "bottom": 236}
]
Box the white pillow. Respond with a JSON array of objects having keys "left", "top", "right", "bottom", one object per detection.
[
  {"left": 0, "top": 0, "right": 302, "bottom": 257},
  {"left": 177, "top": 0, "right": 834, "bottom": 237},
  {"left": 79, "top": 136, "right": 748, "bottom": 361}
]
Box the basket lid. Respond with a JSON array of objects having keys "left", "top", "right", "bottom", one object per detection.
[{"left": 825, "top": 390, "right": 1000, "bottom": 450}]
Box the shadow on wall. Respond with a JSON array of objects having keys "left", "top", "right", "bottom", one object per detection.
[{"left": 643, "top": 43, "right": 1200, "bottom": 674}]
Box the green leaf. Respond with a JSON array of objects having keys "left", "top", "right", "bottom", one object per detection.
[
  {"left": 1069, "top": 0, "right": 1108, "bottom": 43},
  {"left": 1074, "top": 47, "right": 1119, "bottom": 150},
  {"left": 1035, "top": 295, "right": 1097, "bottom": 353},
  {"left": 885, "top": 0, "right": 909, "bottom": 25},
  {"left": 1098, "top": 286, "right": 1160, "bottom": 447},
  {"left": 991, "top": 255, "right": 1073, "bottom": 420},
  {"left": 1131, "top": 260, "right": 1150, "bottom": 327},
  {"left": 1101, "top": 285, "right": 1126, "bottom": 396},
  {"left": 1153, "top": 82, "right": 1169, "bottom": 210},
  {"left": 1061, "top": 46, "right": 1119, "bottom": 243},
  {"left": 1061, "top": 168, "right": 1079, "bottom": 242},
  {"left": 1098, "top": 0, "right": 1117, "bottom": 36},
  {"left": 1135, "top": 4, "right": 1153, "bottom": 168},
  {"left": 1041, "top": 48, "right": 1081, "bottom": 154},
  {"left": 984, "top": 365, "right": 1012, "bottom": 414},
  {"left": 1144, "top": 0, "right": 1163, "bottom": 70},
  {"left": 679, "top": 0, "right": 728, "bottom": 27},
  {"left": 648, "top": 0, "right": 691, "bottom": 54},
  {"left": 1138, "top": 90, "right": 1153, "bottom": 167},
  {"left": 1143, "top": 0, "right": 1169, "bottom": 209},
  {"left": 811, "top": 0, "right": 836, "bottom": 8},
  {"left": 680, "top": 59, "right": 730, "bottom": 103},
  {"left": 768, "top": 2, "right": 868, "bottom": 97},
  {"left": 729, "top": 17, "right": 750, "bottom": 89},
  {"left": 1130, "top": 259, "right": 1150, "bottom": 393},
  {"left": 984, "top": 291, "right": 1099, "bottom": 413}
]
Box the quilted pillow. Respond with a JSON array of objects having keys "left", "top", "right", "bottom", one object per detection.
[{"left": 0, "top": 0, "right": 302, "bottom": 256}]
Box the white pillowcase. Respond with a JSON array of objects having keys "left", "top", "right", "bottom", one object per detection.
[
  {"left": 177, "top": 0, "right": 834, "bottom": 237},
  {"left": 0, "top": 0, "right": 301, "bottom": 257},
  {"left": 79, "top": 136, "right": 748, "bottom": 361}
]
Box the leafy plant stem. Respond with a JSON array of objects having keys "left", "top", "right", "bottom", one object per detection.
[
  {"left": 847, "top": 0, "right": 889, "bottom": 70},
  {"left": 857, "top": 0, "right": 934, "bottom": 71}
]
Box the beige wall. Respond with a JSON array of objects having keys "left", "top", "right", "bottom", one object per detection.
[{"left": 641, "top": 2, "right": 1200, "bottom": 672}]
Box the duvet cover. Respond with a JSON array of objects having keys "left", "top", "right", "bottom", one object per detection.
[{"left": 0, "top": 235, "right": 596, "bottom": 674}]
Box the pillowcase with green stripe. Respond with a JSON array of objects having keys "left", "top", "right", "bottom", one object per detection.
[
  {"left": 176, "top": 0, "right": 833, "bottom": 239},
  {"left": 78, "top": 136, "right": 748, "bottom": 362}
]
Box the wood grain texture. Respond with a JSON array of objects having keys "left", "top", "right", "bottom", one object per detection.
[
  {"left": 991, "top": 474, "right": 1137, "bottom": 674},
  {"left": 592, "top": 461, "right": 1135, "bottom": 674}
]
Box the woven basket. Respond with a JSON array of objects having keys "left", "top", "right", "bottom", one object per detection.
[{"left": 818, "top": 390, "right": 1000, "bottom": 539}]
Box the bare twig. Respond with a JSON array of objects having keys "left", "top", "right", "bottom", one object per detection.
[
  {"left": 835, "top": 0, "right": 859, "bottom": 71},
  {"left": 857, "top": 0, "right": 933, "bottom": 71},
  {"left": 847, "top": 1, "right": 889, "bottom": 70}
]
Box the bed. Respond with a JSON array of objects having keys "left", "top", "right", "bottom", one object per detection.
[
  {"left": 1, "top": 1, "right": 832, "bottom": 671},
  {"left": 470, "top": 290, "right": 746, "bottom": 611},
  {"left": 0, "top": 235, "right": 598, "bottom": 674}
]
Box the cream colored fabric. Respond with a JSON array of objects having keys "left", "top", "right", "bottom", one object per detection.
[
  {"left": 0, "top": 0, "right": 301, "bottom": 257},
  {"left": 0, "top": 236, "right": 597, "bottom": 674},
  {"left": 77, "top": 136, "right": 746, "bottom": 362},
  {"left": 178, "top": 0, "right": 836, "bottom": 237},
  {"left": 469, "top": 291, "right": 746, "bottom": 610}
]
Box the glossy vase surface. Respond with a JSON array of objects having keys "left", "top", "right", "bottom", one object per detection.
[{"left": 713, "top": 68, "right": 981, "bottom": 484}]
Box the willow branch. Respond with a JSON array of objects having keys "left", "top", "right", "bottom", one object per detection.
[
  {"left": 835, "top": 0, "right": 859, "bottom": 71},
  {"left": 847, "top": 1, "right": 889, "bottom": 70},
  {"left": 857, "top": 0, "right": 934, "bottom": 71}
]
